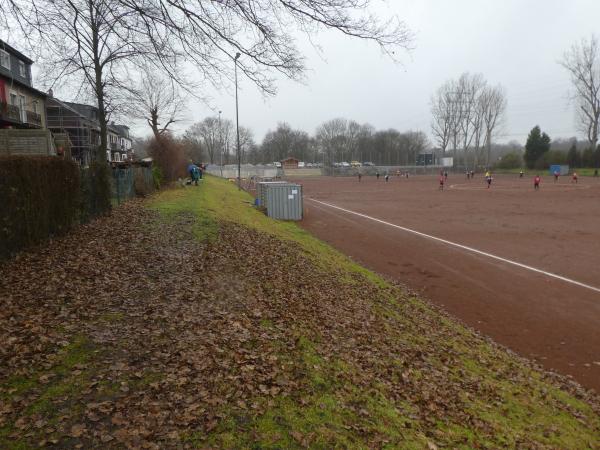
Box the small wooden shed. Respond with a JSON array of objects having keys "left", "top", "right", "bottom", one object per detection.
[{"left": 281, "top": 157, "right": 299, "bottom": 169}]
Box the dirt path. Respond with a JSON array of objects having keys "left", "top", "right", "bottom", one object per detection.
[{"left": 297, "top": 175, "right": 600, "bottom": 392}]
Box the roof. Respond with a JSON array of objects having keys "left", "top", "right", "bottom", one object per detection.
[
  {"left": 0, "top": 39, "right": 34, "bottom": 64},
  {"left": 281, "top": 157, "right": 299, "bottom": 162},
  {"left": 46, "top": 97, "right": 100, "bottom": 129}
]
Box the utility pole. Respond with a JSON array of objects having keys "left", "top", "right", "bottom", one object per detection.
[
  {"left": 218, "top": 110, "right": 223, "bottom": 177},
  {"left": 234, "top": 52, "right": 241, "bottom": 190}
]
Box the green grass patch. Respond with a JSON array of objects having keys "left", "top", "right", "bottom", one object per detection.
[
  {"left": 149, "top": 176, "right": 387, "bottom": 287},
  {"left": 184, "top": 334, "right": 426, "bottom": 449},
  {"left": 0, "top": 336, "right": 97, "bottom": 448}
]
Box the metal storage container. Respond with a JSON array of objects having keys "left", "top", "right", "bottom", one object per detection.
[
  {"left": 256, "top": 181, "right": 288, "bottom": 207},
  {"left": 265, "top": 183, "right": 303, "bottom": 220}
]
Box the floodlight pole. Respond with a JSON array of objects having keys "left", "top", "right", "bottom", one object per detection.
[
  {"left": 218, "top": 110, "right": 223, "bottom": 177},
  {"left": 234, "top": 52, "right": 241, "bottom": 190}
]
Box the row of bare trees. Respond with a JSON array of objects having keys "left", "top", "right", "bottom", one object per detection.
[
  {"left": 242, "top": 120, "right": 429, "bottom": 166},
  {"left": 183, "top": 117, "right": 255, "bottom": 165},
  {"left": 430, "top": 73, "right": 506, "bottom": 167},
  {"left": 315, "top": 119, "right": 428, "bottom": 166},
  {"left": 166, "top": 118, "right": 429, "bottom": 167}
]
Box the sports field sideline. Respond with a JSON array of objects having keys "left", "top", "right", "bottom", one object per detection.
[{"left": 296, "top": 173, "right": 600, "bottom": 391}]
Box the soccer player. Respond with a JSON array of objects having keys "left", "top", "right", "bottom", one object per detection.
[
  {"left": 358, "top": 173, "right": 362, "bottom": 182},
  {"left": 376, "top": 171, "right": 380, "bottom": 180},
  {"left": 572, "top": 172, "right": 578, "bottom": 184},
  {"left": 485, "top": 170, "right": 492, "bottom": 189},
  {"left": 554, "top": 169, "right": 559, "bottom": 182},
  {"left": 385, "top": 174, "right": 389, "bottom": 182},
  {"left": 519, "top": 169, "right": 524, "bottom": 178},
  {"left": 439, "top": 174, "right": 445, "bottom": 190},
  {"left": 534, "top": 174, "right": 541, "bottom": 190}
]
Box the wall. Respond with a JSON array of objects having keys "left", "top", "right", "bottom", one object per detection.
[
  {"left": 205, "top": 164, "right": 280, "bottom": 179},
  {"left": 0, "top": 129, "right": 56, "bottom": 156}
]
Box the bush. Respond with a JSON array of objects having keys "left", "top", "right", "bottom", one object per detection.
[
  {"left": 148, "top": 136, "right": 187, "bottom": 182},
  {"left": 0, "top": 156, "right": 81, "bottom": 259},
  {"left": 534, "top": 150, "right": 567, "bottom": 170},
  {"left": 495, "top": 152, "right": 523, "bottom": 170},
  {"left": 152, "top": 165, "right": 163, "bottom": 190}
]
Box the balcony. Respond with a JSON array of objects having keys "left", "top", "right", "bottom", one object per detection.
[
  {"left": 0, "top": 103, "right": 22, "bottom": 124},
  {"left": 25, "top": 110, "right": 42, "bottom": 127}
]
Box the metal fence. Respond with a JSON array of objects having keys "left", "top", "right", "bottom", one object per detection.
[
  {"left": 323, "top": 165, "right": 446, "bottom": 176},
  {"left": 111, "top": 164, "right": 155, "bottom": 205}
]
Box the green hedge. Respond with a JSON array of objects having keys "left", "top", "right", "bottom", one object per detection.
[
  {"left": 0, "top": 156, "right": 81, "bottom": 259},
  {"left": 0, "top": 157, "right": 113, "bottom": 260}
]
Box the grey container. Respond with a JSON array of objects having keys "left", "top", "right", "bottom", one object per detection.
[
  {"left": 256, "top": 181, "right": 288, "bottom": 207},
  {"left": 265, "top": 183, "right": 303, "bottom": 220}
]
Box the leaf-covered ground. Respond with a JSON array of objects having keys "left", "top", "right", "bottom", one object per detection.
[{"left": 1, "top": 176, "right": 599, "bottom": 449}]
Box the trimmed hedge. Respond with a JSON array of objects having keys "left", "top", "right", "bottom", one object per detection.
[{"left": 0, "top": 156, "right": 81, "bottom": 259}]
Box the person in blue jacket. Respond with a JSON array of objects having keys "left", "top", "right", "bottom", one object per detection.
[{"left": 188, "top": 162, "right": 200, "bottom": 186}]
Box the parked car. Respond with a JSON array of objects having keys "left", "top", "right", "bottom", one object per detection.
[
  {"left": 340, "top": 161, "right": 351, "bottom": 167},
  {"left": 350, "top": 161, "right": 362, "bottom": 167},
  {"left": 274, "top": 161, "right": 282, "bottom": 168},
  {"left": 363, "top": 161, "right": 375, "bottom": 166},
  {"left": 298, "top": 161, "right": 305, "bottom": 168}
]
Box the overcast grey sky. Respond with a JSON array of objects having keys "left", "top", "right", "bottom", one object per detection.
[{"left": 161, "top": 0, "right": 598, "bottom": 146}]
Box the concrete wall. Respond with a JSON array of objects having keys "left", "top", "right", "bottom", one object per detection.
[
  {"left": 206, "top": 164, "right": 280, "bottom": 179},
  {"left": 0, "top": 129, "right": 56, "bottom": 156}
]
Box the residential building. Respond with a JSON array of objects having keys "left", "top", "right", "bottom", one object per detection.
[
  {"left": 46, "top": 99, "right": 133, "bottom": 165},
  {"left": 108, "top": 123, "right": 132, "bottom": 162},
  {"left": 46, "top": 97, "right": 101, "bottom": 166},
  {"left": 0, "top": 39, "right": 47, "bottom": 129}
]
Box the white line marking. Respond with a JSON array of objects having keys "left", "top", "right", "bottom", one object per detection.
[{"left": 308, "top": 198, "right": 600, "bottom": 294}]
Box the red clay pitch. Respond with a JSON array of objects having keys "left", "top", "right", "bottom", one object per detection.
[{"left": 295, "top": 173, "right": 600, "bottom": 392}]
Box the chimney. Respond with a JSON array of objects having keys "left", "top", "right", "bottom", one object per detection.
[{"left": 48, "top": 88, "right": 53, "bottom": 97}]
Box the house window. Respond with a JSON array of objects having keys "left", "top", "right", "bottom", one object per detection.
[
  {"left": 32, "top": 101, "right": 38, "bottom": 114},
  {"left": 18, "top": 95, "right": 26, "bottom": 121},
  {"left": 18, "top": 61, "right": 26, "bottom": 77},
  {"left": 10, "top": 93, "right": 17, "bottom": 105},
  {"left": 0, "top": 49, "right": 10, "bottom": 69}
]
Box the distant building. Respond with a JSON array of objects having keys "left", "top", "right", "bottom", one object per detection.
[
  {"left": 0, "top": 39, "right": 47, "bottom": 130},
  {"left": 281, "top": 157, "right": 299, "bottom": 169},
  {"left": 108, "top": 123, "right": 132, "bottom": 162}
]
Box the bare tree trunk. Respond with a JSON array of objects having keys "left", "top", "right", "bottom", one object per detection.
[{"left": 91, "top": 4, "right": 107, "bottom": 163}]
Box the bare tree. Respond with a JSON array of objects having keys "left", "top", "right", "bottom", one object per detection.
[
  {"left": 185, "top": 117, "right": 233, "bottom": 165},
  {"left": 480, "top": 85, "right": 507, "bottom": 166},
  {"left": 431, "top": 84, "right": 453, "bottom": 154},
  {"left": 261, "top": 123, "right": 310, "bottom": 163},
  {"left": 126, "top": 71, "right": 187, "bottom": 141},
  {"left": 316, "top": 118, "right": 348, "bottom": 166},
  {"left": 431, "top": 73, "right": 505, "bottom": 167},
  {"left": 561, "top": 35, "right": 600, "bottom": 150},
  {"left": 17, "top": 0, "right": 181, "bottom": 162}
]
